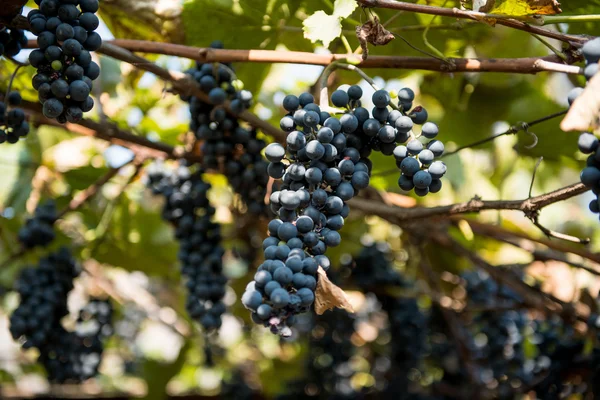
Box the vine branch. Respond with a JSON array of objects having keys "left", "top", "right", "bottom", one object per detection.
[
  {"left": 349, "top": 182, "right": 588, "bottom": 222},
  {"left": 21, "top": 39, "right": 582, "bottom": 75},
  {"left": 107, "top": 40, "right": 582, "bottom": 74},
  {"left": 356, "top": 0, "right": 587, "bottom": 44}
]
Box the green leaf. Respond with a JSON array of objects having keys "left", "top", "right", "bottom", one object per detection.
[
  {"left": 333, "top": 0, "right": 357, "bottom": 18},
  {"left": 302, "top": 10, "right": 342, "bottom": 48}
]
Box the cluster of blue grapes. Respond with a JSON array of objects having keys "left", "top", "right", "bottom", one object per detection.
[
  {"left": 184, "top": 41, "right": 270, "bottom": 215},
  {"left": 27, "top": 0, "right": 101, "bottom": 122},
  {"left": 462, "top": 271, "right": 537, "bottom": 397},
  {"left": 10, "top": 198, "right": 114, "bottom": 382},
  {"left": 0, "top": 91, "right": 30, "bottom": 144},
  {"left": 346, "top": 242, "right": 404, "bottom": 288},
  {"left": 39, "top": 297, "right": 113, "bottom": 383},
  {"left": 574, "top": 38, "right": 600, "bottom": 217},
  {"left": 242, "top": 89, "right": 377, "bottom": 336},
  {"left": 329, "top": 86, "right": 447, "bottom": 196},
  {"left": 9, "top": 248, "right": 79, "bottom": 350},
  {"left": 0, "top": 27, "right": 27, "bottom": 58},
  {"left": 348, "top": 244, "right": 428, "bottom": 398},
  {"left": 146, "top": 162, "right": 227, "bottom": 331},
  {"left": 17, "top": 200, "right": 57, "bottom": 248}
]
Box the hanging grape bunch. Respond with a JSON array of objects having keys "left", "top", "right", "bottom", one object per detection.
[
  {"left": 146, "top": 162, "right": 227, "bottom": 331},
  {"left": 184, "top": 42, "right": 270, "bottom": 215},
  {"left": 242, "top": 90, "right": 376, "bottom": 336},
  {"left": 574, "top": 38, "right": 600, "bottom": 217},
  {"left": 17, "top": 200, "right": 57, "bottom": 248},
  {"left": 0, "top": 27, "right": 27, "bottom": 58},
  {"left": 330, "top": 85, "right": 447, "bottom": 196},
  {"left": 0, "top": 91, "right": 30, "bottom": 144},
  {"left": 27, "top": 0, "right": 102, "bottom": 123}
]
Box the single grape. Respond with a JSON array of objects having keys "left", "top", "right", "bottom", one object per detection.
[
  {"left": 400, "top": 157, "right": 421, "bottom": 177},
  {"left": 283, "top": 94, "right": 299, "bottom": 111},
  {"left": 427, "top": 140, "right": 445, "bottom": 157},
  {"left": 428, "top": 161, "right": 447, "bottom": 179},
  {"left": 398, "top": 87, "right": 415, "bottom": 103},
  {"left": 578, "top": 133, "right": 599, "bottom": 154},
  {"left": 372, "top": 89, "right": 390, "bottom": 108},
  {"left": 581, "top": 166, "right": 600, "bottom": 187},
  {"left": 398, "top": 174, "right": 414, "bottom": 191},
  {"left": 421, "top": 122, "right": 439, "bottom": 139},
  {"left": 407, "top": 139, "right": 424, "bottom": 155},
  {"left": 348, "top": 85, "right": 363, "bottom": 100},
  {"left": 265, "top": 143, "right": 286, "bottom": 162},
  {"left": 413, "top": 170, "right": 432, "bottom": 189},
  {"left": 410, "top": 106, "right": 428, "bottom": 124},
  {"left": 331, "top": 90, "right": 350, "bottom": 107},
  {"left": 582, "top": 37, "right": 600, "bottom": 64}
]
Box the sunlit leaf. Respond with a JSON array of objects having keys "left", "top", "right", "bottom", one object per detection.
[{"left": 302, "top": 10, "right": 343, "bottom": 48}]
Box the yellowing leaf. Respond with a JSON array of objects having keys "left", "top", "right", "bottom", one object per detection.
[
  {"left": 315, "top": 267, "right": 355, "bottom": 315},
  {"left": 333, "top": 0, "right": 358, "bottom": 18},
  {"left": 303, "top": 10, "right": 342, "bottom": 48},
  {"left": 476, "top": 0, "right": 562, "bottom": 16}
]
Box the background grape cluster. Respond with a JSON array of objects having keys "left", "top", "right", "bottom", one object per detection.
[
  {"left": 9, "top": 197, "right": 113, "bottom": 383},
  {"left": 27, "top": 0, "right": 101, "bottom": 122},
  {"left": 0, "top": 91, "right": 29, "bottom": 144},
  {"left": 0, "top": 27, "right": 27, "bottom": 58},
  {"left": 146, "top": 162, "right": 227, "bottom": 331},
  {"left": 184, "top": 42, "right": 271, "bottom": 215}
]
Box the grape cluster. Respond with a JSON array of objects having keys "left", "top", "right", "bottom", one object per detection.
[
  {"left": 277, "top": 309, "right": 361, "bottom": 400},
  {"left": 329, "top": 86, "right": 447, "bottom": 196},
  {"left": 0, "top": 91, "right": 30, "bottom": 144},
  {"left": 243, "top": 90, "right": 375, "bottom": 335},
  {"left": 0, "top": 27, "right": 27, "bottom": 58},
  {"left": 345, "top": 242, "right": 404, "bottom": 288},
  {"left": 575, "top": 38, "right": 600, "bottom": 218},
  {"left": 184, "top": 41, "right": 270, "bottom": 215},
  {"left": 348, "top": 243, "right": 428, "bottom": 397},
  {"left": 146, "top": 162, "right": 227, "bottom": 331},
  {"left": 17, "top": 200, "right": 57, "bottom": 248},
  {"left": 39, "top": 298, "right": 113, "bottom": 383},
  {"left": 9, "top": 247, "right": 79, "bottom": 349},
  {"left": 27, "top": 0, "right": 101, "bottom": 123}
]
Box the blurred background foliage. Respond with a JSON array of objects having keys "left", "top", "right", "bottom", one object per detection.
[{"left": 1, "top": 0, "right": 600, "bottom": 398}]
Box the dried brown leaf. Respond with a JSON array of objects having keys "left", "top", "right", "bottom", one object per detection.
[
  {"left": 560, "top": 72, "right": 600, "bottom": 132},
  {"left": 355, "top": 16, "right": 395, "bottom": 61},
  {"left": 315, "top": 266, "right": 355, "bottom": 315}
]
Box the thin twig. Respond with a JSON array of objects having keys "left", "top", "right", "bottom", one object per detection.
[
  {"left": 349, "top": 182, "right": 588, "bottom": 222},
  {"left": 356, "top": 0, "right": 586, "bottom": 44},
  {"left": 56, "top": 160, "right": 136, "bottom": 219},
  {"left": 529, "top": 157, "right": 544, "bottom": 198},
  {"left": 442, "top": 109, "right": 568, "bottom": 158},
  {"left": 458, "top": 218, "right": 600, "bottom": 264},
  {"left": 530, "top": 214, "right": 591, "bottom": 244}
]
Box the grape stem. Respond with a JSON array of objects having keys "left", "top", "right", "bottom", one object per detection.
[{"left": 318, "top": 60, "right": 400, "bottom": 111}]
